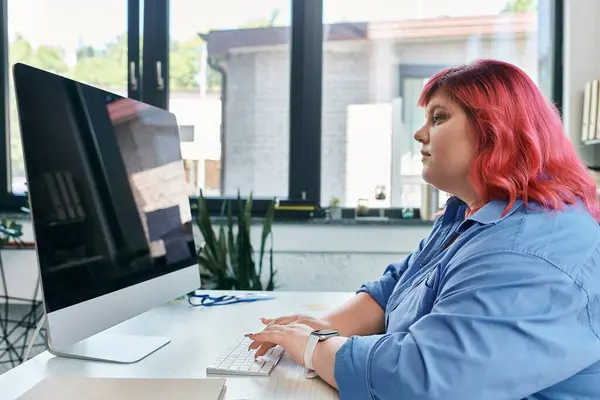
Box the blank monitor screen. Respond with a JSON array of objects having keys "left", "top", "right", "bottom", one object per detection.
[{"left": 13, "top": 63, "right": 197, "bottom": 313}]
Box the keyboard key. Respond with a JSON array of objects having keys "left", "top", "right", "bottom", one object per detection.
[{"left": 206, "top": 337, "right": 285, "bottom": 376}]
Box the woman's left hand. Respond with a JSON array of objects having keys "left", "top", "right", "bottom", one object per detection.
[{"left": 246, "top": 323, "right": 314, "bottom": 366}]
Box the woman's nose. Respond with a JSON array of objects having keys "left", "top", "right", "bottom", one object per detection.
[{"left": 414, "top": 126, "right": 428, "bottom": 143}]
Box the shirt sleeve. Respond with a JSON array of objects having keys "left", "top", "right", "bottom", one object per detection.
[
  {"left": 334, "top": 249, "right": 600, "bottom": 400},
  {"left": 356, "top": 236, "right": 426, "bottom": 311}
]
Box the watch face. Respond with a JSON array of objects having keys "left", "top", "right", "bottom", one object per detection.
[{"left": 313, "top": 329, "right": 339, "bottom": 337}]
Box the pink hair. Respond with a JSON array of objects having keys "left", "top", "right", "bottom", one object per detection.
[{"left": 417, "top": 59, "right": 600, "bottom": 222}]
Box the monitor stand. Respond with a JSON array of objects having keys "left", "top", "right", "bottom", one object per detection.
[{"left": 44, "top": 325, "right": 170, "bottom": 364}]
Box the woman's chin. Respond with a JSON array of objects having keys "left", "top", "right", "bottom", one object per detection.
[{"left": 421, "top": 168, "right": 434, "bottom": 184}]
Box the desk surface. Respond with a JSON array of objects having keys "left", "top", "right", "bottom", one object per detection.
[{"left": 0, "top": 291, "right": 353, "bottom": 399}]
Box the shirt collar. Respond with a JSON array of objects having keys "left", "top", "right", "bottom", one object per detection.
[
  {"left": 467, "top": 199, "right": 524, "bottom": 225},
  {"left": 441, "top": 196, "right": 468, "bottom": 224},
  {"left": 444, "top": 196, "right": 524, "bottom": 233}
]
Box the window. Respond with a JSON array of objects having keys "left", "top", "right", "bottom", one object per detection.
[
  {"left": 168, "top": 1, "right": 292, "bottom": 198},
  {"left": 0, "top": 0, "right": 563, "bottom": 216},
  {"left": 179, "top": 125, "right": 195, "bottom": 142},
  {"left": 6, "top": 0, "right": 128, "bottom": 196},
  {"left": 322, "top": 0, "right": 553, "bottom": 210}
]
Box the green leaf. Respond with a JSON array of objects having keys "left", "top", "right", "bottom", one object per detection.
[
  {"left": 195, "top": 190, "right": 276, "bottom": 291},
  {"left": 266, "top": 232, "right": 276, "bottom": 291},
  {"left": 258, "top": 198, "right": 275, "bottom": 279},
  {"left": 196, "top": 190, "right": 219, "bottom": 262},
  {"left": 217, "top": 224, "right": 227, "bottom": 273},
  {"left": 226, "top": 200, "right": 237, "bottom": 279},
  {"left": 195, "top": 190, "right": 230, "bottom": 286}
]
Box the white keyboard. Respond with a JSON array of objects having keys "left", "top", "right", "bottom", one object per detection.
[{"left": 206, "top": 336, "right": 285, "bottom": 376}]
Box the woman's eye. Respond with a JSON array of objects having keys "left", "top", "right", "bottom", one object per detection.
[{"left": 432, "top": 114, "right": 444, "bottom": 124}]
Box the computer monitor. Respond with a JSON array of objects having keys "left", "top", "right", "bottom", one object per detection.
[{"left": 12, "top": 63, "right": 201, "bottom": 363}]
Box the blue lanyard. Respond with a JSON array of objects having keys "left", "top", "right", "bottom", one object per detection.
[{"left": 188, "top": 293, "right": 275, "bottom": 307}]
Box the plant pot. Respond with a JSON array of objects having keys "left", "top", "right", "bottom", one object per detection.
[{"left": 329, "top": 207, "right": 342, "bottom": 220}]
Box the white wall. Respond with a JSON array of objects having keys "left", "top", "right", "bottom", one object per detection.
[
  {"left": 0, "top": 219, "right": 433, "bottom": 303},
  {"left": 240, "top": 223, "right": 430, "bottom": 291}
]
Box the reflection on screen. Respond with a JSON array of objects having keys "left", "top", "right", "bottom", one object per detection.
[
  {"left": 107, "top": 97, "right": 193, "bottom": 262},
  {"left": 14, "top": 65, "right": 197, "bottom": 313}
]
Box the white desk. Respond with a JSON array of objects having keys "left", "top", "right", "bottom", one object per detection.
[{"left": 0, "top": 291, "right": 353, "bottom": 399}]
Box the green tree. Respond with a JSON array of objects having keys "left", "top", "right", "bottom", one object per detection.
[
  {"left": 36, "top": 45, "right": 69, "bottom": 74},
  {"left": 8, "top": 84, "right": 24, "bottom": 181},
  {"left": 9, "top": 34, "right": 68, "bottom": 73},
  {"left": 76, "top": 45, "right": 95, "bottom": 60},
  {"left": 170, "top": 36, "right": 203, "bottom": 90},
  {"left": 206, "top": 64, "right": 222, "bottom": 91},
  {"left": 8, "top": 34, "right": 69, "bottom": 180},
  {"left": 71, "top": 32, "right": 219, "bottom": 91},
  {"left": 170, "top": 35, "right": 222, "bottom": 91},
  {"left": 6, "top": 32, "right": 225, "bottom": 179},
  {"left": 503, "top": 0, "right": 537, "bottom": 12},
  {"left": 71, "top": 33, "right": 128, "bottom": 89},
  {"left": 239, "top": 9, "right": 281, "bottom": 28}
]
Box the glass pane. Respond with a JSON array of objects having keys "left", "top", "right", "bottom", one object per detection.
[
  {"left": 168, "top": 1, "right": 291, "bottom": 197},
  {"left": 7, "top": 0, "right": 128, "bottom": 195},
  {"left": 399, "top": 77, "right": 427, "bottom": 209},
  {"left": 323, "top": 0, "right": 544, "bottom": 209}
]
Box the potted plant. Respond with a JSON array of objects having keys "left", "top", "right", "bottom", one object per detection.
[
  {"left": 355, "top": 198, "right": 369, "bottom": 218},
  {"left": 195, "top": 190, "right": 276, "bottom": 291},
  {"left": 374, "top": 185, "right": 388, "bottom": 219},
  {"left": 327, "top": 196, "right": 342, "bottom": 220}
]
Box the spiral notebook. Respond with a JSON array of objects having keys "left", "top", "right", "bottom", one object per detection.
[{"left": 18, "top": 376, "right": 227, "bottom": 400}]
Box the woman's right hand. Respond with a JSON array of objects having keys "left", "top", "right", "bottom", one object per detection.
[{"left": 248, "top": 314, "right": 334, "bottom": 357}]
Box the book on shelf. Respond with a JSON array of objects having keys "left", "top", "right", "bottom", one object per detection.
[
  {"left": 582, "top": 79, "right": 600, "bottom": 142},
  {"left": 591, "top": 80, "right": 599, "bottom": 140}
]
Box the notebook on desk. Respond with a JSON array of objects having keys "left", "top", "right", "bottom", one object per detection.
[{"left": 18, "top": 376, "right": 227, "bottom": 400}]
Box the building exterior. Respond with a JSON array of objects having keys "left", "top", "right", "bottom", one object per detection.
[
  {"left": 198, "top": 12, "right": 538, "bottom": 207},
  {"left": 168, "top": 90, "right": 222, "bottom": 197}
]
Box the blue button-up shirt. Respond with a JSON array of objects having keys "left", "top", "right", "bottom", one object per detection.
[{"left": 334, "top": 196, "right": 600, "bottom": 399}]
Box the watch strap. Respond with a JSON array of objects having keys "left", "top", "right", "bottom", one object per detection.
[{"left": 303, "top": 333, "right": 320, "bottom": 370}]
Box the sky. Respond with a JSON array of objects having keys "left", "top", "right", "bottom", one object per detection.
[{"left": 7, "top": 0, "right": 512, "bottom": 50}]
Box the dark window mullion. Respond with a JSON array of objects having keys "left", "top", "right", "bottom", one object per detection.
[
  {"left": 0, "top": 0, "right": 25, "bottom": 210},
  {"left": 551, "top": 0, "right": 564, "bottom": 115},
  {"left": 141, "top": 0, "right": 169, "bottom": 110},
  {"left": 289, "top": 0, "right": 323, "bottom": 203},
  {"left": 0, "top": 0, "right": 11, "bottom": 197},
  {"left": 127, "top": 0, "right": 141, "bottom": 101}
]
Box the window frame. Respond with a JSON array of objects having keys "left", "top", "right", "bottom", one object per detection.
[
  {"left": 0, "top": 0, "right": 26, "bottom": 211},
  {"left": 288, "top": 0, "right": 323, "bottom": 204},
  {"left": 0, "top": 0, "right": 565, "bottom": 218},
  {"left": 128, "top": 0, "right": 142, "bottom": 102},
  {"left": 550, "top": 0, "right": 564, "bottom": 115},
  {"left": 142, "top": 0, "right": 169, "bottom": 110}
]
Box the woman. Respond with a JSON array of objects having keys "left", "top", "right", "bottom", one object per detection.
[{"left": 246, "top": 59, "right": 600, "bottom": 399}]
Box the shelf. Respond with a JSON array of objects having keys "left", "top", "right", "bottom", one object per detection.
[{"left": 583, "top": 139, "right": 600, "bottom": 145}]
